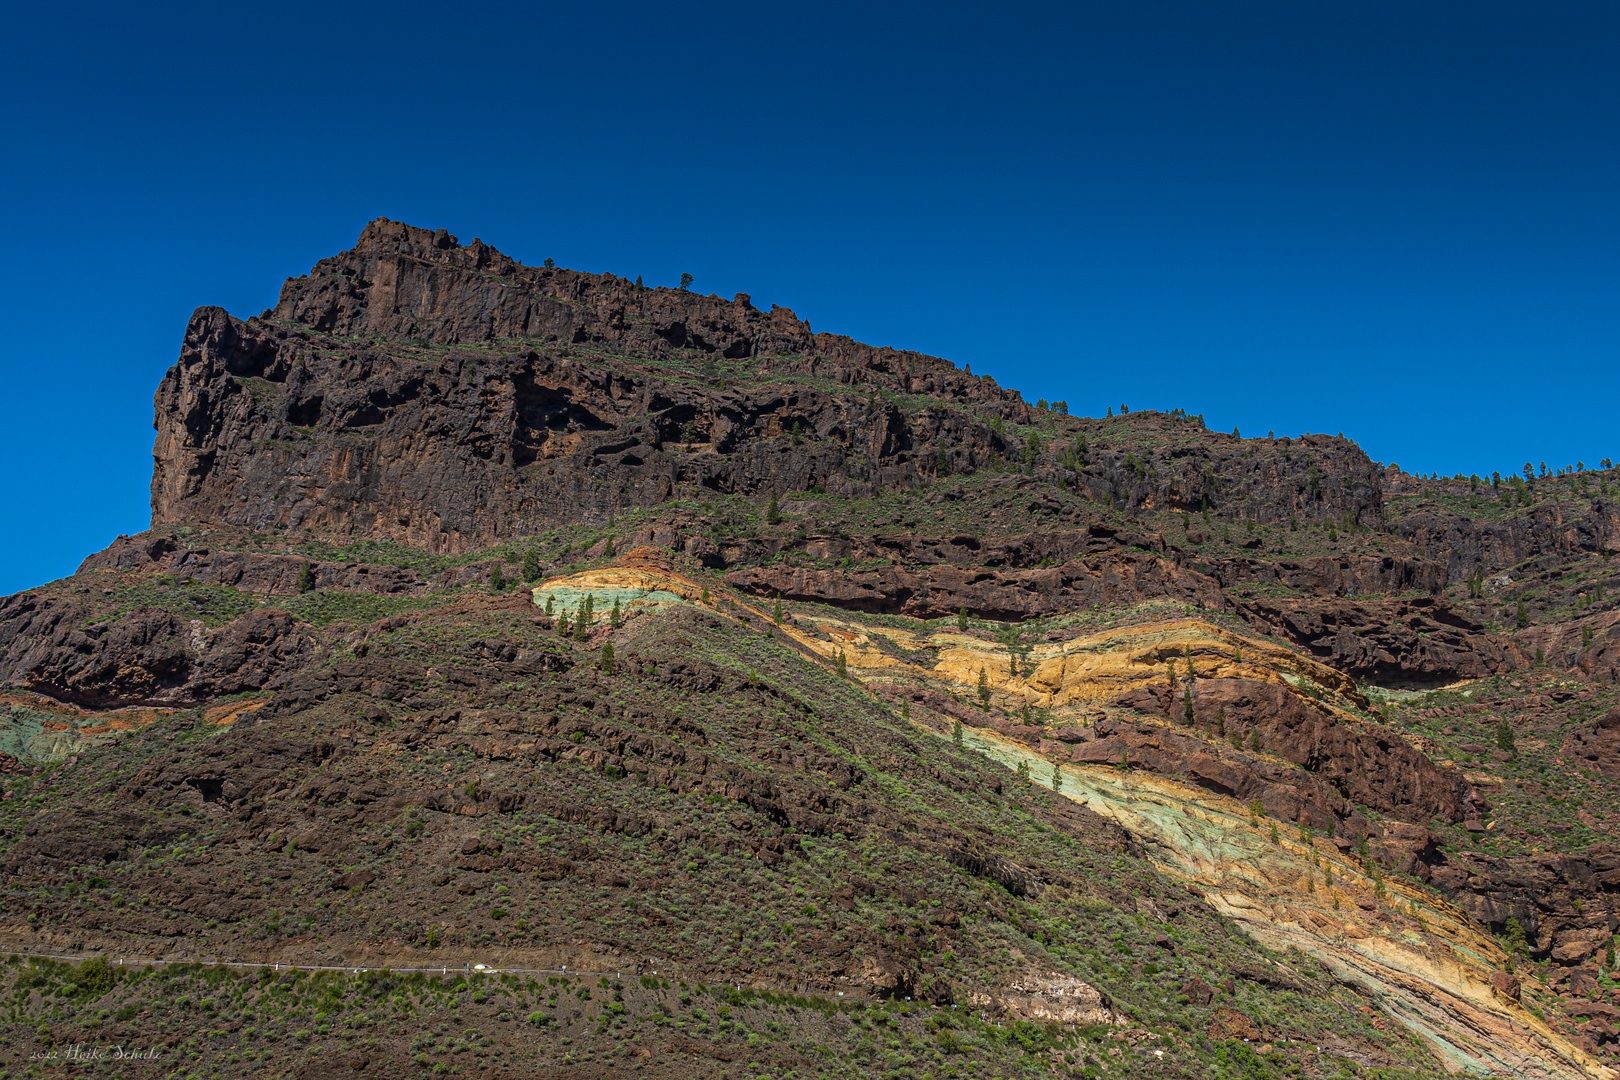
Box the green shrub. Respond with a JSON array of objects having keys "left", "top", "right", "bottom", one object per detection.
[
  {"left": 73, "top": 956, "right": 113, "bottom": 997},
  {"left": 1495, "top": 718, "right": 1516, "bottom": 755}
]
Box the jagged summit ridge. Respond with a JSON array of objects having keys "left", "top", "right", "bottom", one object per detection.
[
  {"left": 150, "top": 219, "right": 1382, "bottom": 554},
  {"left": 271, "top": 217, "right": 998, "bottom": 379}
]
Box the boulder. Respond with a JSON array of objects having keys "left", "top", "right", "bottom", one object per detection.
[
  {"left": 1208, "top": 1006, "right": 1260, "bottom": 1041},
  {"left": 1551, "top": 937, "right": 1598, "bottom": 965}
]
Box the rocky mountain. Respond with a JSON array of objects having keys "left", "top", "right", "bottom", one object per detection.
[{"left": 1, "top": 219, "right": 1618, "bottom": 1079}]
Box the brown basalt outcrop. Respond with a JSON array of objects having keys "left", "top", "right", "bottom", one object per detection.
[
  {"left": 1394, "top": 500, "right": 1620, "bottom": 582},
  {"left": 1561, "top": 706, "right": 1620, "bottom": 780},
  {"left": 150, "top": 310, "right": 958, "bottom": 547},
  {"left": 0, "top": 590, "right": 316, "bottom": 707},
  {"left": 1112, "top": 678, "right": 1479, "bottom": 828},
  {"left": 1197, "top": 552, "right": 1448, "bottom": 597},
  {"left": 1236, "top": 594, "right": 1526, "bottom": 687},
  {"left": 1519, "top": 609, "right": 1620, "bottom": 684},
  {"left": 272, "top": 219, "right": 1005, "bottom": 396},
  {"left": 79, "top": 532, "right": 431, "bottom": 596},
  {"left": 725, "top": 550, "right": 1230, "bottom": 621},
  {"left": 1426, "top": 844, "right": 1620, "bottom": 965}
]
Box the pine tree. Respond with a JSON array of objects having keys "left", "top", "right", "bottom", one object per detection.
[
  {"left": 1182, "top": 686, "right": 1195, "bottom": 725},
  {"left": 557, "top": 611, "right": 569, "bottom": 635},
  {"left": 901, "top": 699, "right": 910, "bottom": 722},
  {"left": 957, "top": 608, "right": 969, "bottom": 631},
  {"left": 767, "top": 489, "right": 781, "bottom": 526},
  {"left": 836, "top": 650, "right": 847, "bottom": 678},
  {"left": 1269, "top": 822, "right": 1280, "bottom": 845},
  {"left": 610, "top": 597, "right": 622, "bottom": 627},
  {"left": 1515, "top": 600, "right": 1529, "bottom": 629},
  {"left": 977, "top": 668, "right": 990, "bottom": 709},
  {"left": 1495, "top": 717, "right": 1515, "bottom": 756},
  {"left": 583, "top": 593, "right": 594, "bottom": 623},
  {"left": 1502, "top": 917, "right": 1528, "bottom": 958},
  {"left": 1216, "top": 705, "right": 1226, "bottom": 738},
  {"left": 522, "top": 550, "right": 541, "bottom": 582},
  {"left": 1052, "top": 765, "right": 1063, "bottom": 793},
  {"left": 952, "top": 720, "right": 964, "bottom": 748},
  {"left": 1017, "top": 759, "right": 1030, "bottom": 781},
  {"left": 603, "top": 535, "right": 615, "bottom": 557},
  {"left": 490, "top": 564, "right": 505, "bottom": 591},
  {"left": 772, "top": 593, "right": 783, "bottom": 623},
  {"left": 545, "top": 596, "right": 555, "bottom": 617},
  {"left": 600, "top": 642, "right": 616, "bottom": 674},
  {"left": 1249, "top": 729, "right": 1261, "bottom": 752},
  {"left": 297, "top": 561, "right": 316, "bottom": 593},
  {"left": 700, "top": 585, "right": 710, "bottom": 604}
]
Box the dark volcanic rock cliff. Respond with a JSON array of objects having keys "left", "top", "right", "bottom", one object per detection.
[{"left": 152, "top": 219, "right": 1385, "bottom": 552}]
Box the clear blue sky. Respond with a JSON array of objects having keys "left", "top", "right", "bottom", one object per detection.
[{"left": 2, "top": 1, "right": 1615, "bottom": 594}]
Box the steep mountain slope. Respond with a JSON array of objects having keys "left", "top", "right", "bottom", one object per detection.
[{"left": 1, "top": 219, "right": 1618, "bottom": 1078}]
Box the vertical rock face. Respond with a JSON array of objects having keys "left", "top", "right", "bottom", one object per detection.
[
  {"left": 1393, "top": 501, "right": 1620, "bottom": 581},
  {"left": 148, "top": 319, "right": 1002, "bottom": 548},
  {"left": 151, "top": 218, "right": 1386, "bottom": 550}
]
